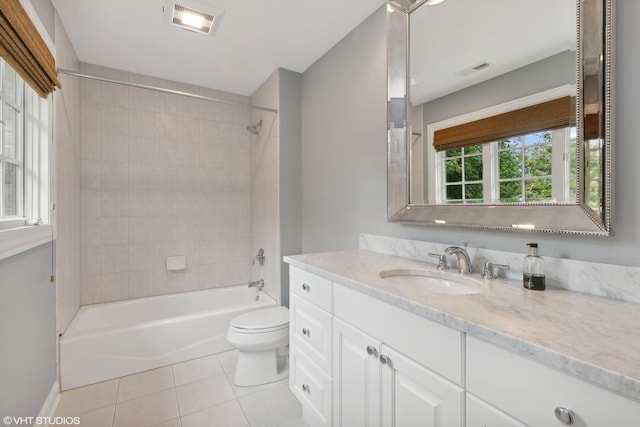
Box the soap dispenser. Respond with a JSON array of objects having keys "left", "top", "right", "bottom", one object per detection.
[{"left": 523, "top": 243, "right": 545, "bottom": 290}]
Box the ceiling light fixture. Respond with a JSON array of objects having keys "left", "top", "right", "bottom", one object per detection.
[
  {"left": 172, "top": 4, "right": 214, "bottom": 34},
  {"left": 164, "top": 1, "right": 225, "bottom": 36}
]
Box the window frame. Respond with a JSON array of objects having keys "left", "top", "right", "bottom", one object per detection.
[{"left": 0, "top": 58, "right": 52, "bottom": 260}]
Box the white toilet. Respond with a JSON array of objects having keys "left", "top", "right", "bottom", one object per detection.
[{"left": 226, "top": 306, "right": 290, "bottom": 386}]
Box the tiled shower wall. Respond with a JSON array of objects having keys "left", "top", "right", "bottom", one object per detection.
[
  {"left": 79, "top": 64, "right": 252, "bottom": 304},
  {"left": 54, "top": 14, "right": 82, "bottom": 332},
  {"left": 249, "top": 71, "right": 280, "bottom": 302}
]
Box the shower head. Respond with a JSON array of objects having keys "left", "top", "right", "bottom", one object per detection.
[{"left": 246, "top": 120, "right": 263, "bottom": 135}]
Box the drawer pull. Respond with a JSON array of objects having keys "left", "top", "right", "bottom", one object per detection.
[
  {"left": 302, "top": 328, "right": 310, "bottom": 336},
  {"left": 366, "top": 345, "right": 377, "bottom": 356},
  {"left": 554, "top": 407, "right": 575, "bottom": 425},
  {"left": 379, "top": 354, "right": 391, "bottom": 365},
  {"left": 302, "top": 384, "right": 310, "bottom": 393},
  {"left": 302, "top": 283, "right": 310, "bottom": 291}
]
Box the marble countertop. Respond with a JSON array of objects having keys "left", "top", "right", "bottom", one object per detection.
[{"left": 284, "top": 250, "right": 640, "bottom": 401}]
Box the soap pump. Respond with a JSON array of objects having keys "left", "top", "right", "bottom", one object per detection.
[{"left": 523, "top": 243, "right": 545, "bottom": 290}]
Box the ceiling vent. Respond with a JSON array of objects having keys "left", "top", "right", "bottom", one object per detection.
[
  {"left": 164, "top": 1, "right": 224, "bottom": 36},
  {"left": 455, "top": 61, "right": 490, "bottom": 77}
]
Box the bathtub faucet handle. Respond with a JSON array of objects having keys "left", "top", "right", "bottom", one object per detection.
[
  {"left": 252, "top": 248, "right": 265, "bottom": 266},
  {"left": 248, "top": 279, "right": 264, "bottom": 290}
]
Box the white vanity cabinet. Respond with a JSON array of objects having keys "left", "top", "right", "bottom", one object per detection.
[
  {"left": 333, "top": 284, "right": 464, "bottom": 427},
  {"left": 289, "top": 266, "right": 333, "bottom": 427},
  {"left": 467, "top": 336, "right": 640, "bottom": 427}
]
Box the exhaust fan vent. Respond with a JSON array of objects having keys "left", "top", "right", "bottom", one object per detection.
[
  {"left": 455, "top": 61, "right": 491, "bottom": 77},
  {"left": 164, "top": 1, "right": 225, "bottom": 36}
]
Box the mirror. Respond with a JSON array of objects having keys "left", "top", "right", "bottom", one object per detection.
[{"left": 386, "top": 0, "right": 614, "bottom": 235}]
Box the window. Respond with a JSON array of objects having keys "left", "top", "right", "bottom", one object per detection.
[
  {"left": 439, "top": 127, "right": 576, "bottom": 204},
  {"left": 0, "top": 57, "right": 49, "bottom": 230}
]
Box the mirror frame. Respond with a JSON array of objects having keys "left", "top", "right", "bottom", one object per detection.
[{"left": 386, "top": 0, "right": 615, "bottom": 235}]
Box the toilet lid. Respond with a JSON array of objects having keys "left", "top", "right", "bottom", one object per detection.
[{"left": 230, "top": 306, "right": 289, "bottom": 330}]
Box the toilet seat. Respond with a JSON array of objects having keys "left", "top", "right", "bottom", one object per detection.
[{"left": 230, "top": 306, "right": 289, "bottom": 334}]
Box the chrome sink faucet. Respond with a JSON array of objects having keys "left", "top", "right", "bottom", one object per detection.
[{"left": 444, "top": 245, "right": 472, "bottom": 274}]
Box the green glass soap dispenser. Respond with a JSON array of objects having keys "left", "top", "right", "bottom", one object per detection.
[{"left": 523, "top": 243, "right": 545, "bottom": 290}]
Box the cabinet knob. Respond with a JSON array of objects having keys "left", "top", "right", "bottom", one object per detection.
[
  {"left": 366, "top": 345, "right": 377, "bottom": 356},
  {"left": 302, "top": 384, "right": 309, "bottom": 393},
  {"left": 302, "top": 328, "right": 310, "bottom": 336},
  {"left": 302, "top": 283, "right": 310, "bottom": 291},
  {"left": 379, "top": 354, "right": 391, "bottom": 365},
  {"left": 554, "top": 407, "right": 575, "bottom": 425}
]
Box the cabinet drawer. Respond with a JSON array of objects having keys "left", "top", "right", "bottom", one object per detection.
[
  {"left": 290, "top": 345, "right": 332, "bottom": 427},
  {"left": 467, "top": 336, "right": 640, "bottom": 427},
  {"left": 290, "top": 266, "right": 332, "bottom": 312},
  {"left": 290, "top": 294, "right": 332, "bottom": 374},
  {"left": 333, "top": 283, "right": 462, "bottom": 384}
]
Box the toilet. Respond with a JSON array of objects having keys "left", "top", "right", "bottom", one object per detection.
[{"left": 226, "top": 306, "right": 290, "bottom": 386}]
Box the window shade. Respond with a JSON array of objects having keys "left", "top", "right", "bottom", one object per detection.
[
  {"left": 0, "top": 0, "right": 60, "bottom": 97},
  {"left": 433, "top": 96, "right": 576, "bottom": 152}
]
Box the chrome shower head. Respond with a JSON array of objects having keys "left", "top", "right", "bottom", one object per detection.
[{"left": 246, "top": 120, "right": 263, "bottom": 135}]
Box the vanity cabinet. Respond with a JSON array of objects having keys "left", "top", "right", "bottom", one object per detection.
[
  {"left": 333, "top": 284, "right": 464, "bottom": 427},
  {"left": 467, "top": 336, "right": 640, "bottom": 427},
  {"left": 289, "top": 266, "right": 333, "bottom": 427}
]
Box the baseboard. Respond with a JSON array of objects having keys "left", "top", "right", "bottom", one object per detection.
[{"left": 35, "top": 380, "right": 60, "bottom": 426}]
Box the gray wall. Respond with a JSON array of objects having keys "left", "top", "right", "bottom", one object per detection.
[
  {"left": 422, "top": 50, "right": 576, "bottom": 130},
  {"left": 0, "top": 243, "right": 56, "bottom": 418},
  {"left": 278, "top": 69, "right": 302, "bottom": 307},
  {"left": 300, "top": 2, "right": 640, "bottom": 267}
]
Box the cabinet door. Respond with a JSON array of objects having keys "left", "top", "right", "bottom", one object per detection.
[
  {"left": 467, "top": 393, "right": 527, "bottom": 427},
  {"left": 333, "top": 318, "right": 382, "bottom": 427},
  {"left": 380, "top": 344, "right": 463, "bottom": 427}
]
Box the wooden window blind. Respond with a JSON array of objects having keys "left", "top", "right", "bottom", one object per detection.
[
  {"left": 0, "top": 0, "right": 60, "bottom": 97},
  {"left": 433, "top": 96, "right": 576, "bottom": 152}
]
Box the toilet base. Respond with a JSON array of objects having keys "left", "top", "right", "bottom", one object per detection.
[{"left": 233, "top": 347, "right": 289, "bottom": 387}]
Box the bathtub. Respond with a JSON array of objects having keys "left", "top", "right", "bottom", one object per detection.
[{"left": 59, "top": 285, "right": 275, "bottom": 390}]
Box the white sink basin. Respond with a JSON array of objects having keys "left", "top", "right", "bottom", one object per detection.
[{"left": 379, "top": 268, "right": 485, "bottom": 295}]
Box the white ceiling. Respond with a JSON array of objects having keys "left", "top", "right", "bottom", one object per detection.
[
  {"left": 51, "top": 0, "right": 385, "bottom": 96},
  {"left": 410, "top": 0, "right": 576, "bottom": 105}
]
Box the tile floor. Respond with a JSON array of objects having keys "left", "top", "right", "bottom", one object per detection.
[{"left": 54, "top": 350, "right": 308, "bottom": 427}]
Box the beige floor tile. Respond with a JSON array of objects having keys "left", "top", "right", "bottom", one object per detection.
[
  {"left": 176, "top": 374, "right": 235, "bottom": 416},
  {"left": 117, "top": 366, "right": 175, "bottom": 402},
  {"left": 151, "top": 417, "right": 182, "bottom": 427},
  {"left": 218, "top": 349, "right": 239, "bottom": 373},
  {"left": 56, "top": 379, "right": 119, "bottom": 415},
  {"left": 172, "top": 354, "right": 224, "bottom": 386},
  {"left": 226, "top": 371, "right": 286, "bottom": 398},
  {"left": 75, "top": 405, "right": 115, "bottom": 427},
  {"left": 238, "top": 386, "right": 303, "bottom": 427},
  {"left": 180, "top": 400, "right": 249, "bottom": 427},
  {"left": 113, "top": 388, "right": 179, "bottom": 427}
]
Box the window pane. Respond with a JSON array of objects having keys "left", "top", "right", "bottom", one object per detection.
[
  {"left": 525, "top": 145, "right": 552, "bottom": 177},
  {"left": 3, "top": 162, "right": 19, "bottom": 216},
  {"left": 524, "top": 131, "right": 551, "bottom": 146},
  {"left": 499, "top": 149, "right": 522, "bottom": 179},
  {"left": 464, "top": 155, "right": 483, "bottom": 181},
  {"left": 464, "top": 144, "right": 482, "bottom": 155},
  {"left": 445, "top": 148, "right": 461, "bottom": 158},
  {"left": 499, "top": 137, "right": 521, "bottom": 150},
  {"left": 445, "top": 158, "right": 462, "bottom": 182},
  {"left": 2, "top": 103, "right": 19, "bottom": 160},
  {"left": 465, "top": 183, "right": 483, "bottom": 202},
  {"left": 525, "top": 178, "right": 552, "bottom": 201},
  {"left": 446, "top": 185, "right": 462, "bottom": 202},
  {"left": 500, "top": 181, "right": 521, "bottom": 203},
  {"left": 2, "top": 62, "right": 20, "bottom": 105}
]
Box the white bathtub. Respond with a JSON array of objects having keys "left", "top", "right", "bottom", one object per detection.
[{"left": 59, "top": 285, "right": 275, "bottom": 390}]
